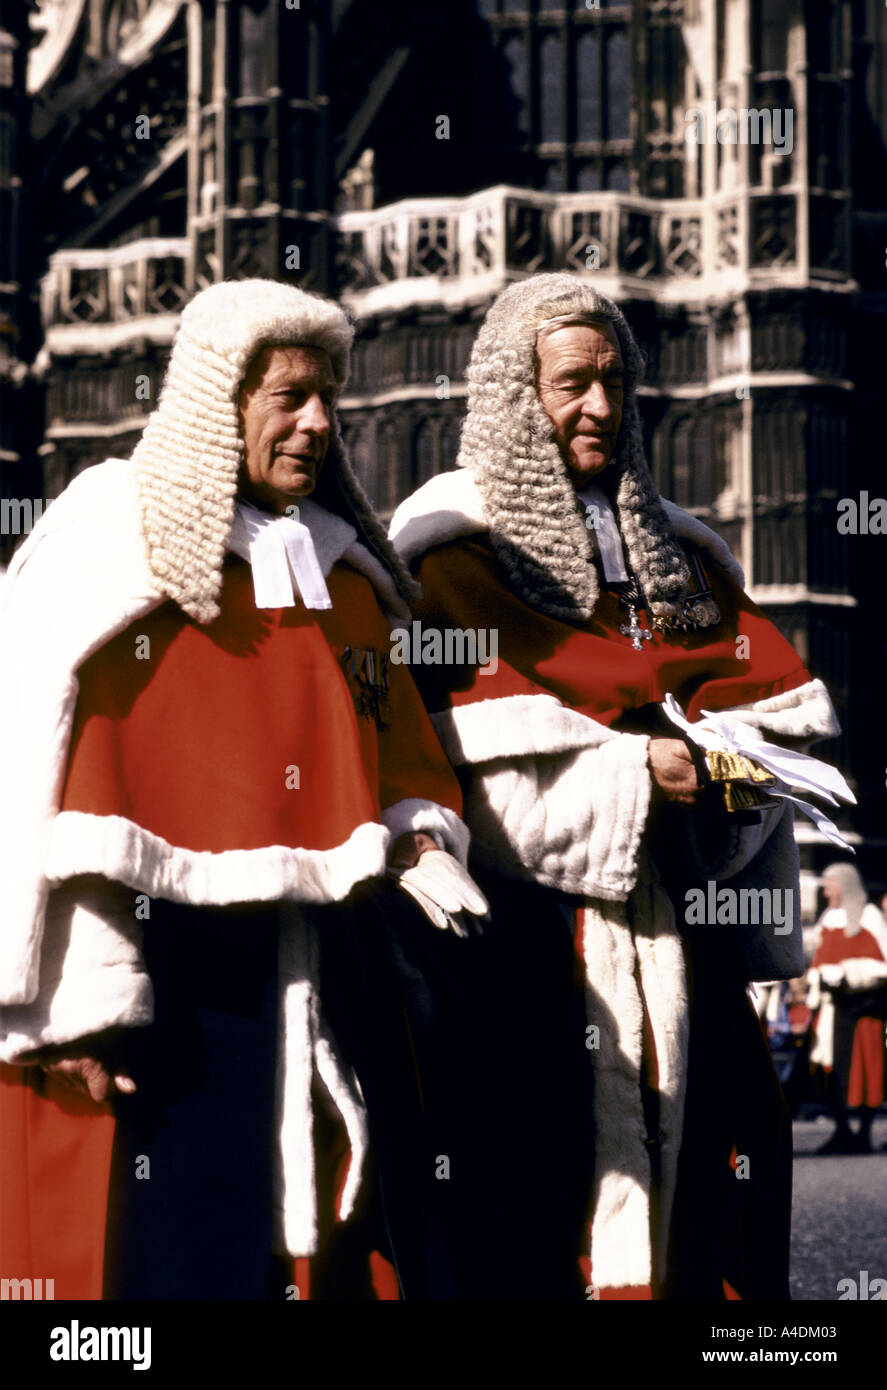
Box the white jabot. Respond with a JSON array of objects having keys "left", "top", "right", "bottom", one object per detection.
[
  {"left": 576, "top": 482, "right": 629, "bottom": 582},
  {"left": 229, "top": 500, "right": 333, "bottom": 610}
]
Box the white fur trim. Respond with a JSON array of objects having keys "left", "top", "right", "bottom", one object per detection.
[
  {"left": 275, "top": 918, "right": 319, "bottom": 1257},
  {"left": 631, "top": 872, "right": 690, "bottom": 1281},
  {"left": 46, "top": 813, "right": 392, "bottom": 908},
  {"left": 431, "top": 682, "right": 836, "bottom": 771},
  {"left": 840, "top": 957, "right": 887, "bottom": 991},
  {"left": 273, "top": 912, "right": 371, "bottom": 1258},
  {"left": 380, "top": 798, "right": 471, "bottom": 865},
  {"left": 429, "top": 682, "right": 832, "bottom": 977},
  {"left": 722, "top": 677, "right": 840, "bottom": 744},
  {"left": 808, "top": 972, "right": 834, "bottom": 1069},
  {"left": 0, "top": 879, "right": 154, "bottom": 1063},
  {"left": 464, "top": 731, "right": 652, "bottom": 901},
  {"left": 430, "top": 693, "right": 652, "bottom": 900},
  {"left": 388, "top": 467, "right": 486, "bottom": 566},
  {"left": 582, "top": 898, "right": 650, "bottom": 1287},
  {"left": 312, "top": 1022, "right": 369, "bottom": 1225},
  {"left": 432, "top": 693, "right": 613, "bottom": 767},
  {"left": 582, "top": 870, "right": 689, "bottom": 1291}
]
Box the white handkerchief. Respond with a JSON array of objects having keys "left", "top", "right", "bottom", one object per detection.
[
  {"left": 577, "top": 483, "right": 629, "bottom": 582},
  {"left": 661, "top": 693, "right": 858, "bottom": 851},
  {"left": 230, "top": 502, "right": 333, "bottom": 610}
]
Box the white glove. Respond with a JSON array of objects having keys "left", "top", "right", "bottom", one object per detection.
[
  {"left": 387, "top": 850, "right": 489, "bottom": 939},
  {"left": 819, "top": 963, "right": 845, "bottom": 989}
]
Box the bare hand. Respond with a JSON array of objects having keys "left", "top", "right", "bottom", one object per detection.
[
  {"left": 389, "top": 831, "right": 440, "bottom": 870},
  {"left": 33, "top": 1034, "right": 136, "bottom": 1103},
  {"left": 648, "top": 737, "right": 701, "bottom": 806}
]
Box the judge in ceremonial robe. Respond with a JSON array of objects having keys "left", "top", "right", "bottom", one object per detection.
[
  {"left": 0, "top": 280, "right": 485, "bottom": 1301},
  {"left": 390, "top": 273, "right": 844, "bottom": 1300}
]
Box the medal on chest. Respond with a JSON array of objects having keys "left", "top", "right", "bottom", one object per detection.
[
  {"left": 608, "top": 552, "right": 721, "bottom": 650},
  {"left": 340, "top": 646, "right": 391, "bottom": 728}
]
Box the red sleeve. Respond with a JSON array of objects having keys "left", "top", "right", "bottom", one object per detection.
[{"left": 377, "top": 654, "right": 463, "bottom": 817}]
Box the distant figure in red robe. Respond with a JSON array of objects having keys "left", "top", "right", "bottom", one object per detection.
[{"left": 808, "top": 863, "right": 887, "bottom": 1154}]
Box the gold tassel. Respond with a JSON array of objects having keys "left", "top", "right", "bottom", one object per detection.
[{"left": 705, "top": 750, "right": 779, "bottom": 813}]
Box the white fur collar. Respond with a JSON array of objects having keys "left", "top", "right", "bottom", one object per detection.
[
  {"left": 9, "top": 458, "right": 410, "bottom": 626},
  {"left": 390, "top": 468, "right": 745, "bottom": 589}
]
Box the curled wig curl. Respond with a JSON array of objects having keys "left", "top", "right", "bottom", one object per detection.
[{"left": 457, "top": 273, "right": 692, "bottom": 622}]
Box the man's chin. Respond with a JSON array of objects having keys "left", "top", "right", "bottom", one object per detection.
[
  {"left": 566, "top": 449, "right": 611, "bottom": 483},
  {"left": 273, "top": 472, "right": 317, "bottom": 500}
]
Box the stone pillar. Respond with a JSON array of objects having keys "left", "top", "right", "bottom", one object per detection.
[
  {"left": 0, "top": 0, "right": 42, "bottom": 565},
  {"left": 188, "top": 0, "right": 332, "bottom": 294}
]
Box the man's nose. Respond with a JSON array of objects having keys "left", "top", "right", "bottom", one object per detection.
[
  {"left": 297, "top": 393, "right": 331, "bottom": 434},
  {"left": 579, "top": 381, "right": 613, "bottom": 422}
]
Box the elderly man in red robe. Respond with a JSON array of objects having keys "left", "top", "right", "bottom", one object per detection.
[
  {"left": 390, "top": 273, "right": 844, "bottom": 1301},
  {"left": 0, "top": 280, "right": 484, "bottom": 1301}
]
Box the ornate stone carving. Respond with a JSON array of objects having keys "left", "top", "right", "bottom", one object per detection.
[
  {"left": 751, "top": 197, "right": 797, "bottom": 269},
  {"left": 716, "top": 203, "right": 741, "bottom": 269},
  {"left": 663, "top": 214, "right": 702, "bottom": 277},
  {"left": 620, "top": 208, "right": 659, "bottom": 278}
]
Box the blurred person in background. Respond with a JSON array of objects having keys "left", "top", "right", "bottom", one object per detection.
[{"left": 807, "top": 863, "right": 887, "bottom": 1154}]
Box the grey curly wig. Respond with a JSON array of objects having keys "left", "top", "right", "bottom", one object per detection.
[
  {"left": 132, "top": 278, "right": 417, "bottom": 624},
  {"left": 458, "top": 273, "right": 691, "bottom": 623}
]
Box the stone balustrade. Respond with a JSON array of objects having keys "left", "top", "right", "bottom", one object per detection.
[
  {"left": 334, "top": 183, "right": 835, "bottom": 314},
  {"left": 42, "top": 238, "right": 191, "bottom": 338}
]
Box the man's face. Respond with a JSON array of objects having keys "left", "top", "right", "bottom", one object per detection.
[
  {"left": 237, "top": 345, "right": 337, "bottom": 514},
  {"left": 535, "top": 323, "right": 625, "bottom": 484},
  {"left": 823, "top": 874, "right": 842, "bottom": 907}
]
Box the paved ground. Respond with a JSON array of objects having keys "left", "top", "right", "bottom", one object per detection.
[{"left": 790, "top": 1114, "right": 887, "bottom": 1300}]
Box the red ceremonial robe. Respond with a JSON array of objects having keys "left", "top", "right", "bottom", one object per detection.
[
  {"left": 410, "top": 535, "right": 810, "bottom": 727},
  {"left": 813, "top": 925, "right": 887, "bottom": 1109},
  {"left": 0, "top": 554, "right": 462, "bottom": 1300},
  {"left": 408, "top": 533, "right": 811, "bottom": 1300}
]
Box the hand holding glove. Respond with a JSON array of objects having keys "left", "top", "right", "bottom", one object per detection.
[{"left": 387, "top": 850, "right": 489, "bottom": 939}]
